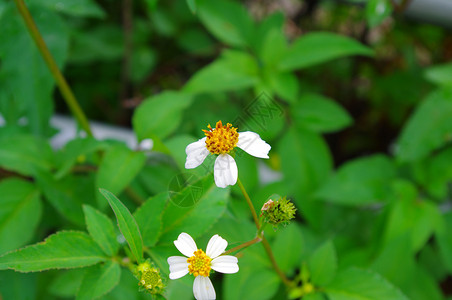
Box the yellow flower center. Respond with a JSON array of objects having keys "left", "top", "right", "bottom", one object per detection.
[
  {"left": 203, "top": 120, "right": 239, "bottom": 155},
  {"left": 187, "top": 249, "right": 212, "bottom": 277}
]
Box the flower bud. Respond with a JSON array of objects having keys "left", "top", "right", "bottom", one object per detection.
[
  {"left": 260, "top": 196, "right": 296, "bottom": 228},
  {"left": 134, "top": 260, "right": 165, "bottom": 295}
]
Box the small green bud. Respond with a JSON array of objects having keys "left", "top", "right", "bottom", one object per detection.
[
  {"left": 134, "top": 259, "right": 165, "bottom": 295},
  {"left": 260, "top": 196, "right": 296, "bottom": 228}
]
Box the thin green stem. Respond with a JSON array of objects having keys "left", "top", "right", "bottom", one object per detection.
[
  {"left": 237, "top": 178, "right": 260, "bottom": 229},
  {"left": 13, "top": 0, "right": 93, "bottom": 137},
  {"left": 236, "top": 177, "right": 292, "bottom": 288},
  {"left": 222, "top": 236, "right": 262, "bottom": 256}
]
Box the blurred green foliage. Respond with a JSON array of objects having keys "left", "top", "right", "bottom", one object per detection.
[{"left": 0, "top": 0, "right": 452, "bottom": 299}]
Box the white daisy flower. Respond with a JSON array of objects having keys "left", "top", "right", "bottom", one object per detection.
[
  {"left": 185, "top": 120, "right": 271, "bottom": 188},
  {"left": 167, "top": 232, "right": 239, "bottom": 300}
]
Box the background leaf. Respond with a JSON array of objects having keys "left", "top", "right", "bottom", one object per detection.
[
  {"left": 308, "top": 240, "right": 337, "bottom": 286},
  {"left": 0, "top": 231, "right": 107, "bottom": 272},
  {"left": 76, "top": 261, "right": 121, "bottom": 300}
]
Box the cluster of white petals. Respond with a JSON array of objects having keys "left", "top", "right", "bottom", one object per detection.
[{"left": 168, "top": 233, "right": 239, "bottom": 300}]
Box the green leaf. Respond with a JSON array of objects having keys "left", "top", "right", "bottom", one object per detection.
[
  {"left": 0, "top": 179, "right": 42, "bottom": 254},
  {"left": 425, "top": 62, "right": 452, "bottom": 87},
  {"left": 365, "top": 0, "right": 392, "bottom": 28},
  {"left": 279, "top": 32, "right": 374, "bottom": 71},
  {"left": 76, "top": 261, "right": 121, "bottom": 300},
  {"left": 96, "top": 145, "right": 146, "bottom": 208},
  {"left": 0, "top": 231, "right": 107, "bottom": 272},
  {"left": 158, "top": 175, "right": 229, "bottom": 244},
  {"left": 279, "top": 127, "right": 333, "bottom": 199},
  {"left": 272, "top": 224, "right": 304, "bottom": 275},
  {"left": 186, "top": 0, "right": 197, "bottom": 13},
  {"left": 383, "top": 181, "right": 441, "bottom": 253},
  {"left": 396, "top": 89, "right": 452, "bottom": 162},
  {"left": 291, "top": 93, "right": 353, "bottom": 133},
  {"left": 266, "top": 71, "right": 299, "bottom": 104},
  {"left": 437, "top": 212, "right": 452, "bottom": 274},
  {"left": 134, "top": 193, "right": 167, "bottom": 247},
  {"left": 133, "top": 91, "right": 193, "bottom": 141},
  {"left": 315, "top": 154, "right": 396, "bottom": 206},
  {"left": 0, "top": 270, "right": 36, "bottom": 299},
  {"left": 48, "top": 269, "right": 85, "bottom": 298},
  {"left": 100, "top": 189, "right": 143, "bottom": 263},
  {"left": 259, "top": 28, "right": 288, "bottom": 68},
  {"left": 197, "top": 0, "right": 254, "bottom": 47},
  {"left": 183, "top": 50, "right": 258, "bottom": 94},
  {"left": 325, "top": 267, "right": 409, "bottom": 300},
  {"left": 0, "top": 134, "right": 54, "bottom": 176},
  {"left": 308, "top": 240, "right": 337, "bottom": 286},
  {"left": 83, "top": 205, "right": 120, "bottom": 257},
  {"left": 36, "top": 0, "right": 106, "bottom": 18},
  {"left": 0, "top": 4, "right": 68, "bottom": 136},
  {"left": 224, "top": 266, "right": 279, "bottom": 300}
]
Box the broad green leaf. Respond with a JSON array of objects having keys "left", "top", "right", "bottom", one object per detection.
[
  {"left": 36, "top": 0, "right": 105, "bottom": 18},
  {"left": 134, "top": 193, "right": 167, "bottom": 247},
  {"left": 55, "top": 137, "right": 109, "bottom": 179},
  {"left": 48, "top": 269, "right": 85, "bottom": 298},
  {"left": 224, "top": 266, "right": 279, "bottom": 300},
  {"left": 383, "top": 181, "right": 441, "bottom": 252},
  {"left": 436, "top": 212, "right": 452, "bottom": 274},
  {"left": 0, "top": 179, "right": 41, "bottom": 254},
  {"left": 0, "top": 134, "right": 54, "bottom": 176},
  {"left": 197, "top": 0, "right": 253, "bottom": 47},
  {"left": 425, "top": 62, "right": 452, "bottom": 87},
  {"left": 183, "top": 50, "right": 258, "bottom": 94},
  {"left": 396, "top": 89, "right": 452, "bottom": 162},
  {"left": 0, "top": 4, "right": 68, "bottom": 136},
  {"left": 291, "top": 93, "right": 353, "bottom": 133},
  {"left": 0, "top": 231, "right": 107, "bottom": 272},
  {"left": 100, "top": 189, "right": 143, "bottom": 263},
  {"left": 96, "top": 145, "right": 146, "bottom": 208},
  {"left": 308, "top": 240, "right": 337, "bottom": 286},
  {"left": 272, "top": 224, "right": 304, "bottom": 275},
  {"left": 279, "top": 32, "right": 373, "bottom": 71},
  {"left": 37, "top": 172, "right": 95, "bottom": 226},
  {"left": 133, "top": 91, "right": 193, "bottom": 140},
  {"left": 325, "top": 267, "right": 409, "bottom": 300},
  {"left": 265, "top": 71, "right": 299, "bottom": 104},
  {"left": 366, "top": 0, "right": 392, "bottom": 28},
  {"left": 77, "top": 261, "right": 121, "bottom": 300},
  {"left": 315, "top": 154, "right": 396, "bottom": 205},
  {"left": 279, "top": 127, "right": 333, "bottom": 199},
  {"left": 158, "top": 175, "right": 229, "bottom": 244},
  {"left": 259, "top": 28, "right": 288, "bottom": 68},
  {"left": 83, "top": 205, "right": 120, "bottom": 257}
]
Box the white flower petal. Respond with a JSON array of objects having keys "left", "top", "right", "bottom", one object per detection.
[
  {"left": 185, "top": 137, "right": 209, "bottom": 169},
  {"left": 211, "top": 255, "right": 239, "bottom": 274},
  {"left": 214, "top": 154, "right": 238, "bottom": 188},
  {"left": 193, "top": 276, "right": 216, "bottom": 300},
  {"left": 237, "top": 131, "right": 271, "bottom": 159},
  {"left": 206, "top": 234, "right": 228, "bottom": 259},
  {"left": 174, "top": 232, "right": 198, "bottom": 257},
  {"left": 168, "top": 256, "right": 189, "bottom": 279}
]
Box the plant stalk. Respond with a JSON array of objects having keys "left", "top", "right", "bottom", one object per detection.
[{"left": 14, "top": 0, "right": 93, "bottom": 136}]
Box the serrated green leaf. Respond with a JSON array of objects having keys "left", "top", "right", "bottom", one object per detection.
[
  {"left": 83, "top": 205, "right": 120, "bottom": 257},
  {"left": 325, "top": 267, "right": 409, "bottom": 300},
  {"left": 183, "top": 50, "right": 258, "bottom": 94},
  {"left": 0, "top": 135, "right": 54, "bottom": 176},
  {"left": 291, "top": 93, "right": 353, "bottom": 133},
  {"left": 100, "top": 189, "right": 143, "bottom": 263},
  {"left": 0, "top": 179, "right": 42, "bottom": 255},
  {"left": 396, "top": 88, "right": 452, "bottom": 162},
  {"left": 133, "top": 91, "right": 193, "bottom": 141},
  {"left": 315, "top": 154, "right": 396, "bottom": 206},
  {"left": 134, "top": 193, "right": 167, "bottom": 247},
  {"left": 197, "top": 0, "right": 253, "bottom": 47},
  {"left": 96, "top": 145, "right": 146, "bottom": 209},
  {"left": 308, "top": 240, "right": 337, "bottom": 286},
  {"left": 76, "top": 261, "right": 121, "bottom": 300},
  {"left": 279, "top": 32, "right": 374, "bottom": 71},
  {"left": 0, "top": 231, "right": 107, "bottom": 272},
  {"left": 158, "top": 175, "right": 229, "bottom": 244}
]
